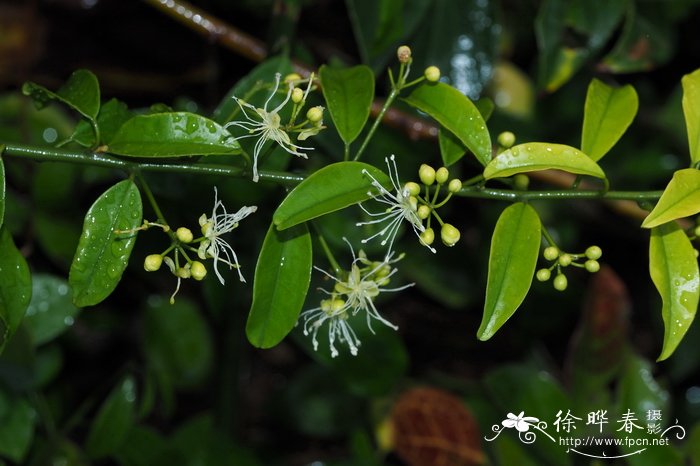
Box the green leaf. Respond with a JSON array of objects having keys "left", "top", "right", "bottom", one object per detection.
[
  {"left": 143, "top": 297, "right": 213, "bottom": 389},
  {"left": 404, "top": 82, "right": 492, "bottom": 166},
  {"left": 0, "top": 227, "right": 32, "bottom": 352},
  {"left": 642, "top": 168, "right": 700, "bottom": 228},
  {"left": 69, "top": 180, "right": 142, "bottom": 307},
  {"left": 72, "top": 98, "right": 133, "bottom": 147},
  {"left": 212, "top": 55, "right": 292, "bottom": 124},
  {"left": 108, "top": 112, "right": 240, "bottom": 157},
  {"left": 649, "top": 222, "right": 699, "bottom": 361},
  {"left": 438, "top": 99, "right": 493, "bottom": 167},
  {"left": 24, "top": 274, "right": 79, "bottom": 345},
  {"left": 0, "top": 395, "right": 35, "bottom": 462},
  {"left": 478, "top": 203, "right": 541, "bottom": 340},
  {"left": 581, "top": 78, "right": 638, "bottom": 161},
  {"left": 273, "top": 161, "right": 390, "bottom": 230},
  {"left": 247, "top": 223, "right": 312, "bottom": 348},
  {"left": 22, "top": 69, "right": 100, "bottom": 121},
  {"left": 682, "top": 68, "right": 700, "bottom": 165},
  {"left": 319, "top": 65, "right": 375, "bottom": 146},
  {"left": 0, "top": 154, "right": 4, "bottom": 230},
  {"left": 85, "top": 376, "right": 137, "bottom": 459},
  {"left": 483, "top": 142, "right": 606, "bottom": 179}
]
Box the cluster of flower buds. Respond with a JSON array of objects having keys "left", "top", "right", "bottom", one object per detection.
[{"left": 536, "top": 245, "right": 602, "bottom": 291}]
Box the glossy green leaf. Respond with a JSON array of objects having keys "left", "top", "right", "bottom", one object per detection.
[
  {"left": 69, "top": 180, "right": 142, "bottom": 307},
  {"left": 143, "top": 297, "right": 213, "bottom": 389},
  {"left": 478, "top": 203, "right": 541, "bottom": 340},
  {"left": 642, "top": 168, "right": 700, "bottom": 228},
  {"left": 273, "top": 161, "right": 390, "bottom": 230},
  {"left": 0, "top": 227, "right": 32, "bottom": 352},
  {"left": 24, "top": 274, "right": 79, "bottom": 345},
  {"left": 85, "top": 376, "right": 137, "bottom": 459},
  {"left": 0, "top": 153, "right": 4, "bottom": 230},
  {"left": 0, "top": 395, "right": 35, "bottom": 462},
  {"left": 404, "top": 82, "right": 492, "bottom": 166},
  {"left": 108, "top": 112, "right": 240, "bottom": 157},
  {"left": 319, "top": 65, "right": 375, "bottom": 145},
  {"left": 682, "top": 68, "right": 700, "bottom": 164},
  {"left": 649, "top": 222, "right": 699, "bottom": 361},
  {"left": 483, "top": 142, "right": 606, "bottom": 179},
  {"left": 22, "top": 69, "right": 100, "bottom": 120},
  {"left": 438, "top": 99, "right": 493, "bottom": 167},
  {"left": 212, "top": 56, "right": 292, "bottom": 124},
  {"left": 581, "top": 79, "right": 638, "bottom": 161},
  {"left": 72, "top": 98, "right": 133, "bottom": 147},
  {"left": 247, "top": 223, "right": 312, "bottom": 348}
]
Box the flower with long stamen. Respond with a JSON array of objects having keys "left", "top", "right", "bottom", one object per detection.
[
  {"left": 225, "top": 73, "right": 313, "bottom": 182},
  {"left": 300, "top": 239, "right": 413, "bottom": 357},
  {"left": 357, "top": 155, "right": 433, "bottom": 255},
  {"left": 197, "top": 187, "right": 257, "bottom": 284}
]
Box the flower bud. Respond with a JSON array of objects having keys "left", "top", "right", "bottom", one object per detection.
[
  {"left": 420, "top": 227, "right": 435, "bottom": 246},
  {"left": 284, "top": 73, "right": 302, "bottom": 83},
  {"left": 543, "top": 246, "right": 559, "bottom": 261},
  {"left": 695, "top": 226, "right": 700, "bottom": 237},
  {"left": 424, "top": 66, "right": 441, "bottom": 82},
  {"left": 417, "top": 204, "right": 431, "bottom": 220},
  {"left": 291, "top": 87, "right": 304, "bottom": 104},
  {"left": 448, "top": 178, "right": 463, "bottom": 193},
  {"left": 435, "top": 167, "right": 449, "bottom": 184},
  {"left": 397, "top": 45, "right": 412, "bottom": 63},
  {"left": 144, "top": 254, "right": 163, "bottom": 272},
  {"left": 553, "top": 274, "right": 568, "bottom": 291},
  {"left": 404, "top": 181, "right": 421, "bottom": 196},
  {"left": 558, "top": 253, "right": 572, "bottom": 267},
  {"left": 513, "top": 174, "right": 529, "bottom": 190},
  {"left": 306, "top": 106, "right": 324, "bottom": 123},
  {"left": 409, "top": 196, "right": 418, "bottom": 211},
  {"left": 176, "top": 227, "right": 194, "bottom": 243},
  {"left": 191, "top": 261, "right": 207, "bottom": 280},
  {"left": 584, "top": 259, "right": 600, "bottom": 273},
  {"left": 440, "top": 223, "right": 460, "bottom": 247},
  {"left": 497, "top": 131, "right": 516, "bottom": 148},
  {"left": 585, "top": 245, "right": 602, "bottom": 260},
  {"left": 536, "top": 268, "right": 551, "bottom": 282},
  {"left": 419, "top": 164, "right": 436, "bottom": 186}
]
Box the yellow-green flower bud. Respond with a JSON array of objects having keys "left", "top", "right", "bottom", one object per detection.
[
  {"left": 420, "top": 227, "right": 435, "bottom": 246},
  {"left": 144, "top": 254, "right": 163, "bottom": 272},
  {"left": 284, "top": 73, "right": 302, "bottom": 83},
  {"left": 584, "top": 259, "right": 600, "bottom": 273},
  {"left": 585, "top": 245, "right": 602, "bottom": 260},
  {"left": 536, "top": 268, "right": 551, "bottom": 282},
  {"left": 397, "top": 45, "right": 412, "bottom": 63},
  {"left": 440, "top": 223, "right": 460, "bottom": 247},
  {"left": 695, "top": 226, "right": 700, "bottom": 237},
  {"left": 419, "top": 164, "right": 436, "bottom": 186},
  {"left": 417, "top": 204, "right": 431, "bottom": 220},
  {"left": 306, "top": 106, "right": 324, "bottom": 123},
  {"left": 435, "top": 167, "right": 449, "bottom": 184},
  {"left": 558, "top": 253, "right": 572, "bottom": 267},
  {"left": 291, "top": 87, "right": 304, "bottom": 104},
  {"left": 176, "top": 227, "right": 194, "bottom": 243},
  {"left": 448, "top": 178, "right": 462, "bottom": 193},
  {"left": 497, "top": 131, "right": 516, "bottom": 148},
  {"left": 424, "top": 66, "right": 440, "bottom": 82},
  {"left": 553, "top": 273, "right": 568, "bottom": 291},
  {"left": 543, "top": 246, "right": 559, "bottom": 261},
  {"left": 409, "top": 196, "right": 418, "bottom": 211},
  {"left": 513, "top": 174, "right": 529, "bottom": 190},
  {"left": 404, "top": 181, "right": 421, "bottom": 196},
  {"left": 191, "top": 261, "right": 207, "bottom": 281}
]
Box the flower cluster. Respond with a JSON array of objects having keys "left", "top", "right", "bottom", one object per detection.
[
  {"left": 137, "top": 187, "right": 256, "bottom": 303},
  {"left": 357, "top": 155, "right": 463, "bottom": 256},
  {"left": 300, "top": 240, "right": 412, "bottom": 357},
  {"left": 224, "top": 72, "right": 325, "bottom": 182},
  {"left": 536, "top": 244, "right": 603, "bottom": 291}
]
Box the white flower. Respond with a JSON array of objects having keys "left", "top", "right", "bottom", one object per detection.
[
  {"left": 357, "top": 155, "right": 433, "bottom": 255},
  {"left": 224, "top": 73, "right": 312, "bottom": 182},
  {"left": 197, "top": 187, "right": 257, "bottom": 284},
  {"left": 502, "top": 412, "right": 540, "bottom": 432},
  {"left": 299, "top": 239, "right": 413, "bottom": 357}
]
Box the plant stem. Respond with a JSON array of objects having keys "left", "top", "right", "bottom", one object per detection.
[
  {"left": 353, "top": 86, "right": 400, "bottom": 161},
  {"left": 457, "top": 186, "right": 662, "bottom": 202},
  {"left": 314, "top": 226, "right": 342, "bottom": 276}
]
